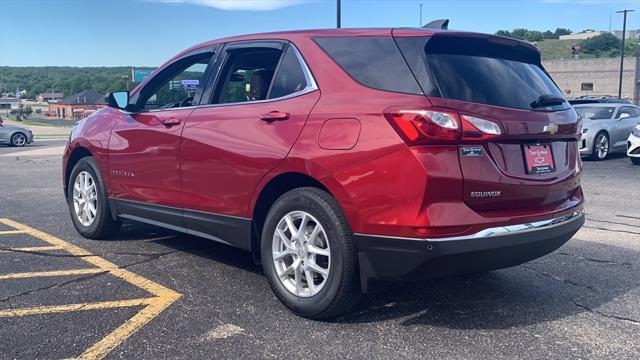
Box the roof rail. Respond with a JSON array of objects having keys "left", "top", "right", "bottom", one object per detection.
[{"left": 423, "top": 19, "right": 449, "bottom": 30}]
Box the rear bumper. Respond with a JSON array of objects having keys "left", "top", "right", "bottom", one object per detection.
[{"left": 355, "top": 210, "right": 584, "bottom": 293}]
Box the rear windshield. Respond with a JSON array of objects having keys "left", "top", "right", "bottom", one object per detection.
[
  {"left": 395, "top": 36, "right": 570, "bottom": 111},
  {"left": 427, "top": 54, "right": 567, "bottom": 110},
  {"left": 574, "top": 106, "right": 615, "bottom": 120}
]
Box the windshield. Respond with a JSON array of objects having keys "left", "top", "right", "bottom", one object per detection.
[
  {"left": 574, "top": 106, "right": 615, "bottom": 120},
  {"left": 426, "top": 54, "right": 568, "bottom": 110}
]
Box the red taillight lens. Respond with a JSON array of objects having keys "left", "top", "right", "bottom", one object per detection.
[
  {"left": 460, "top": 115, "right": 502, "bottom": 141},
  {"left": 383, "top": 107, "right": 460, "bottom": 145},
  {"left": 384, "top": 107, "right": 503, "bottom": 145}
]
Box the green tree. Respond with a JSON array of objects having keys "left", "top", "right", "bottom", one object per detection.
[
  {"left": 525, "top": 31, "right": 544, "bottom": 42},
  {"left": 554, "top": 28, "right": 572, "bottom": 37},
  {"left": 581, "top": 33, "right": 621, "bottom": 53}
]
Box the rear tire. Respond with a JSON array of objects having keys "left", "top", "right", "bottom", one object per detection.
[
  {"left": 590, "top": 132, "right": 609, "bottom": 161},
  {"left": 631, "top": 157, "right": 640, "bottom": 165},
  {"left": 261, "top": 187, "right": 360, "bottom": 319},
  {"left": 67, "top": 157, "right": 121, "bottom": 239}
]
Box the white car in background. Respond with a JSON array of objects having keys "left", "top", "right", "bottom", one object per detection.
[{"left": 628, "top": 125, "right": 640, "bottom": 165}]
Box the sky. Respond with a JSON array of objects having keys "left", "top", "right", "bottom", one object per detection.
[{"left": 0, "top": 0, "right": 639, "bottom": 67}]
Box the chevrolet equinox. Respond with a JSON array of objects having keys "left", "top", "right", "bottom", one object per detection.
[{"left": 63, "top": 27, "right": 585, "bottom": 319}]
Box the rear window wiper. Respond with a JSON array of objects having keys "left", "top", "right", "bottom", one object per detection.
[{"left": 531, "top": 94, "right": 566, "bottom": 108}]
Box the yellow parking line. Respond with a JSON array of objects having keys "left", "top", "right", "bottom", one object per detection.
[
  {"left": 0, "top": 218, "right": 182, "bottom": 360},
  {"left": 0, "top": 230, "right": 26, "bottom": 235},
  {"left": 0, "top": 245, "right": 62, "bottom": 253},
  {"left": 0, "top": 268, "right": 105, "bottom": 280},
  {"left": 0, "top": 298, "right": 156, "bottom": 318}
]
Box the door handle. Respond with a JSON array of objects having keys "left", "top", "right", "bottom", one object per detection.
[
  {"left": 161, "top": 118, "right": 182, "bottom": 127},
  {"left": 260, "top": 111, "right": 290, "bottom": 122}
]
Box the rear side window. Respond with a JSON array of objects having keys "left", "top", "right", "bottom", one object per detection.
[
  {"left": 269, "top": 46, "right": 309, "bottom": 99},
  {"left": 313, "top": 37, "right": 422, "bottom": 94}
]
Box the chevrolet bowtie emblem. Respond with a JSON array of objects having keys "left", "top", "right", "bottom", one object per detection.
[{"left": 543, "top": 124, "right": 559, "bottom": 134}]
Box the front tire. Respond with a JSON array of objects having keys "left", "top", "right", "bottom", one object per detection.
[
  {"left": 590, "top": 132, "right": 609, "bottom": 161},
  {"left": 67, "top": 157, "right": 121, "bottom": 239},
  {"left": 10, "top": 132, "right": 27, "bottom": 147},
  {"left": 261, "top": 187, "right": 359, "bottom": 319}
]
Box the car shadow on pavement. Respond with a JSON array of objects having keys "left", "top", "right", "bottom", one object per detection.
[{"left": 109, "top": 222, "right": 638, "bottom": 329}]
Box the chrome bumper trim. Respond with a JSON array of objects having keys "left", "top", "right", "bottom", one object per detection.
[{"left": 354, "top": 210, "right": 585, "bottom": 242}]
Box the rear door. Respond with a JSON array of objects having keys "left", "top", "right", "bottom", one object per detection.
[
  {"left": 394, "top": 31, "right": 581, "bottom": 213},
  {"left": 180, "top": 41, "right": 320, "bottom": 248}
]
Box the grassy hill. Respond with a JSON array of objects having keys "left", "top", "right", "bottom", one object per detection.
[{"left": 535, "top": 38, "right": 639, "bottom": 60}]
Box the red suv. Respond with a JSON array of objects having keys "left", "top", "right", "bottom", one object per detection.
[{"left": 63, "top": 28, "right": 584, "bottom": 319}]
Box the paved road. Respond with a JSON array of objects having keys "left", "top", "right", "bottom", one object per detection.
[{"left": 0, "top": 142, "right": 638, "bottom": 359}]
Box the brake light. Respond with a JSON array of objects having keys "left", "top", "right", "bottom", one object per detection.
[
  {"left": 383, "top": 107, "right": 460, "bottom": 145},
  {"left": 460, "top": 115, "right": 502, "bottom": 141},
  {"left": 384, "top": 107, "right": 503, "bottom": 145}
]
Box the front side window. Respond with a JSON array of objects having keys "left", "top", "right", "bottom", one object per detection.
[
  {"left": 212, "top": 48, "right": 282, "bottom": 104},
  {"left": 140, "top": 53, "right": 213, "bottom": 110},
  {"left": 616, "top": 106, "right": 639, "bottom": 119}
]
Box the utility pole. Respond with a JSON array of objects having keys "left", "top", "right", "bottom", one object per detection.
[
  {"left": 419, "top": 3, "right": 423, "bottom": 27},
  {"left": 616, "top": 9, "right": 635, "bottom": 99},
  {"left": 336, "top": 0, "right": 341, "bottom": 28}
]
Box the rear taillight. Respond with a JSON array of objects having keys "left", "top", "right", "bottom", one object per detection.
[
  {"left": 383, "top": 107, "right": 502, "bottom": 145},
  {"left": 460, "top": 115, "right": 502, "bottom": 141},
  {"left": 383, "top": 107, "right": 460, "bottom": 145}
]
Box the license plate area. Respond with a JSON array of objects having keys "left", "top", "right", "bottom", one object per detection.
[{"left": 523, "top": 144, "right": 555, "bottom": 174}]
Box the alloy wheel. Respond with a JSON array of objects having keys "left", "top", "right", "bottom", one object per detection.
[
  {"left": 594, "top": 133, "right": 609, "bottom": 159},
  {"left": 12, "top": 133, "right": 26, "bottom": 147},
  {"left": 272, "top": 211, "right": 331, "bottom": 297},
  {"left": 72, "top": 171, "right": 98, "bottom": 226}
]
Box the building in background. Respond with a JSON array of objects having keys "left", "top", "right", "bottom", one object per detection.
[
  {"left": 37, "top": 92, "right": 65, "bottom": 103},
  {"left": 0, "top": 97, "right": 21, "bottom": 110},
  {"left": 560, "top": 29, "right": 640, "bottom": 41},
  {"left": 48, "top": 90, "right": 107, "bottom": 120},
  {"left": 543, "top": 57, "right": 640, "bottom": 104}
]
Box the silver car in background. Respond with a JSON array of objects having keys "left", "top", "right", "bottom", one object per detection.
[
  {"left": 0, "top": 122, "right": 34, "bottom": 147},
  {"left": 575, "top": 103, "right": 640, "bottom": 160}
]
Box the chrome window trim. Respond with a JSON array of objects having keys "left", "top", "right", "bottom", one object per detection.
[
  {"left": 127, "top": 43, "right": 318, "bottom": 114},
  {"left": 354, "top": 210, "right": 584, "bottom": 242}
]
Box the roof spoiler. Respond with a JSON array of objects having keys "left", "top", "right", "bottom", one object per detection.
[{"left": 423, "top": 19, "right": 449, "bottom": 30}]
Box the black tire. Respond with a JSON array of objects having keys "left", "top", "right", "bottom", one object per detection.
[
  {"left": 261, "top": 187, "right": 360, "bottom": 319},
  {"left": 631, "top": 157, "right": 640, "bottom": 165},
  {"left": 10, "top": 132, "right": 27, "bottom": 147},
  {"left": 590, "top": 131, "right": 609, "bottom": 161},
  {"left": 67, "top": 157, "right": 121, "bottom": 239}
]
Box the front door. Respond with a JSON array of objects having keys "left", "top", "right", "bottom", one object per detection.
[
  {"left": 180, "top": 42, "right": 320, "bottom": 248},
  {"left": 108, "top": 49, "right": 216, "bottom": 228}
]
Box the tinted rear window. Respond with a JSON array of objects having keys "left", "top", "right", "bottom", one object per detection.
[
  {"left": 313, "top": 37, "right": 422, "bottom": 94},
  {"left": 395, "top": 36, "right": 569, "bottom": 111},
  {"left": 428, "top": 54, "right": 567, "bottom": 110}
]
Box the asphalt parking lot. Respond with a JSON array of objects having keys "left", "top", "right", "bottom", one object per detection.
[{"left": 0, "top": 139, "right": 638, "bottom": 359}]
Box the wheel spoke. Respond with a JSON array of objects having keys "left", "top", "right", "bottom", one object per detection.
[
  {"left": 276, "top": 229, "right": 295, "bottom": 250},
  {"left": 294, "top": 265, "right": 303, "bottom": 295},
  {"left": 308, "top": 260, "right": 329, "bottom": 278},
  {"left": 284, "top": 214, "right": 298, "bottom": 238},
  {"left": 304, "top": 269, "right": 316, "bottom": 293},
  {"left": 307, "top": 244, "right": 329, "bottom": 257},
  {"left": 307, "top": 224, "right": 321, "bottom": 244},
  {"left": 273, "top": 249, "right": 292, "bottom": 261}
]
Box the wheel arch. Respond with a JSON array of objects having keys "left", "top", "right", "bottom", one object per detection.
[
  {"left": 64, "top": 146, "right": 94, "bottom": 195},
  {"left": 248, "top": 169, "right": 359, "bottom": 263}
]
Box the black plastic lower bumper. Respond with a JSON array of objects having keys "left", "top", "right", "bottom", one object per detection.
[{"left": 354, "top": 211, "right": 585, "bottom": 293}]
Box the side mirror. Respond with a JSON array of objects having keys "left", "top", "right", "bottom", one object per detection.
[
  {"left": 619, "top": 112, "right": 631, "bottom": 119},
  {"left": 106, "top": 91, "right": 131, "bottom": 110}
]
